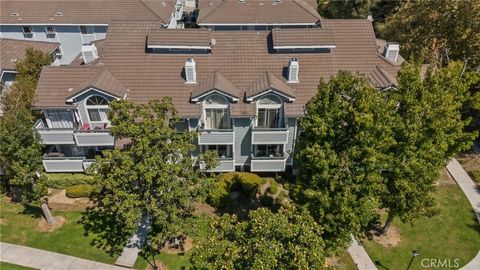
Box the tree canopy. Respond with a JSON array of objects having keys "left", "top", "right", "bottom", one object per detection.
[
  {"left": 82, "top": 98, "right": 217, "bottom": 263},
  {"left": 191, "top": 206, "right": 328, "bottom": 270},
  {"left": 294, "top": 71, "right": 397, "bottom": 251},
  {"left": 383, "top": 0, "right": 480, "bottom": 68}
]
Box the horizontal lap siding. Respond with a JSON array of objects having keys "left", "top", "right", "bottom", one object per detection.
[
  {"left": 43, "top": 160, "right": 84, "bottom": 172},
  {"left": 74, "top": 133, "right": 114, "bottom": 146},
  {"left": 198, "top": 132, "right": 234, "bottom": 144},
  {"left": 234, "top": 118, "right": 252, "bottom": 166},
  {"left": 38, "top": 130, "right": 75, "bottom": 144}
]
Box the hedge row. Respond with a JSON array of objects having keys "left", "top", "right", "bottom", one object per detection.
[
  {"left": 46, "top": 173, "right": 94, "bottom": 189},
  {"left": 65, "top": 184, "right": 95, "bottom": 198}
]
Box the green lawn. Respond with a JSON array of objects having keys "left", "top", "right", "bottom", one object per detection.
[
  {"left": 336, "top": 250, "right": 357, "bottom": 270},
  {"left": 362, "top": 178, "right": 480, "bottom": 270},
  {"left": 0, "top": 197, "right": 116, "bottom": 264},
  {"left": 0, "top": 262, "right": 37, "bottom": 270}
]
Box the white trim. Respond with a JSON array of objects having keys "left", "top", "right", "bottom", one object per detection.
[
  {"left": 198, "top": 23, "right": 316, "bottom": 26},
  {"left": 246, "top": 89, "right": 295, "bottom": 102},
  {"left": 66, "top": 87, "right": 120, "bottom": 103},
  {"left": 1, "top": 23, "right": 108, "bottom": 26},
  {"left": 192, "top": 89, "right": 239, "bottom": 102},
  {"left": 148, "top": 45, "right": 211, "bottom": 50},
  {"left": 0, "top": 70, "right": 18, "bottom": 79},
  {"left": 274, "top": 45, "right": 336, "bottom": 49}
]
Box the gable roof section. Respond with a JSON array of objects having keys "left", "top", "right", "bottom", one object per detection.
[
  {"left": 0, "top": 0, "right": 167, "bottom": 25},
  {"left": 246, "top": 72, "right": 295, "bottom": 101},
  {"left": 197, "top": 0, "right": 321, "bottom": 25},
  {"left": 0, "top": 38, "right": 59, "bottom": 72},
  {"left": 35, "top": 67, "right": 126, "bottom": 107},
  {"left": 147, "top": 28, "right": 213, "bottom": 49},
  {"left": 140, "top": 0, "right": 176, "bottom": 24},
  {"left": 191, "top": 71, "right": 241, "bottom": 101},
  {"left": 272, "top": 28, "right": 335, "bottom": 49}
]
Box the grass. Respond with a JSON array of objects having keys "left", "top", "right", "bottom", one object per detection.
[
  {"left": 335, "top": 250, "right": 357, "bottom": 270},
  {"left": 0, "top": 196, "right": 116, "bottom": 264},
  {"left": 362, "top": 172, "right": 480, "bottom": 270},
  {"left": 0, "top": 262, "right": 37, "bottom": 270}
]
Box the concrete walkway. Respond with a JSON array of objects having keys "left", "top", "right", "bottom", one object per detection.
[
  {"left": 115, "top": 213, "right": 149, "bottom": 268},
  {"left": 347, "top": 235, "right": 378, "bottom": 270},
  {"left": 0, "top": 242, "right": 127, "bottom": 270},
  {"left": 446, "top": 158, "right": 480, "bottom": 270}
]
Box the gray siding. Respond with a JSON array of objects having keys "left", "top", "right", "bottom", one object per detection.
[
  {"left": 285, "top": 118, "right": 297, "bottom": 165},
  {"left": 0, "top": 25, "right": 107, "bottom": 65},
  {"left": 43, "top": 159, "right": 85, "bottom": 172},
  {"left": 208, "top": 159, "right": 235, "bottom": 172},
  {"left": 251, "top": 159, "right": 286, "bottom": 172},
  {"left": 38, "top": 130, "right": 75, "bottom": 145},
  {"left": 233, "top": 118, "right": 252, "bottom": 166},
  {"left": 73, "top": 89, "right": 116, "bottom": 126},
  {"left": 251, "top": 130, "right": 288, "bottom": 144}
]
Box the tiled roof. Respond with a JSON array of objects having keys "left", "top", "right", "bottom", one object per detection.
[
  {"left": 34, "top": 20, "right": 400, "bottom": 117},
  {"left": 192, "top": 71, "right": 241, "bottom": 100},
  {"left": 198, "top": 0, "right": 321, "bottom": 25},
  {"left": 147, "top": 28, "right": 213, "bottom": 48},
  {"left": 0, "top": 0, "right": 170, "bottom": 24},
  {"left": 246, "top": 71, "right": 295, "bottom": 100},
  {"left": 68, "top": 69, "right": 128, "bottom": 99},
  {"left": 272, "top": 28, "right": 335, "bottom": 48},
  {"left": 0, "top": 38, "right": 59, "bottom": 72}
]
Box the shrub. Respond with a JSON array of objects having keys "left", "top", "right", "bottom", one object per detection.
[
  {"left": 46, "top": 173, "right": 94, "bottom": 189},
  {"left": 267, "top": 182, "right": 279, "bottom": 194},
  {"left": 66, "top": 184, "right": 95, "bottom": 198},
  {"left": 235, "top": 172, "right": 263, "bottom": 197},
  {"left": 469, "top": 170, "right": 480, "bottom": 183},
  {"left": 207, "top": 186, "right": 230, "bottom": 208},
  {"left": 260, "top": 195, "right": 274, "bottom": 207}
]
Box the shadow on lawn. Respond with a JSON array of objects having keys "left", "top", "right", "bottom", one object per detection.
[
  {"left": 20, "top": 204, "right": 44, "bottom": 219},
  {"left": 375, "top": 260, "right": 390, "bottom": 270},
  {"left": 80, "top": 205, "right": 131, "bottom": 256}
]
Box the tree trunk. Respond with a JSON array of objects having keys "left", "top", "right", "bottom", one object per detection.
[
  {"left": 382, "top": 213, "right": 394, "bottom": 234},
  {"left": 41, "top": 202, "right": 55, "bottom": 224}
]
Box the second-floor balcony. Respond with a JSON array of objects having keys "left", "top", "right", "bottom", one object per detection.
[
  {"left": 35, "top": 120, "right": 114, "bottom": 147},
  {"left": 251, "top": 127, "right": 289, "bottom": 145},
  {"left": 197, "top": 129, "right": 234, "bottom": 145}
]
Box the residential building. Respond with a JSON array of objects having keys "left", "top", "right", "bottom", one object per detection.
[
  {"left": 0, "top": 0, "right": 182, "bottom": 65},
  {"left": 0, "top": 38, "right": 60, "bottom": 116},
  {"left": 197, "top": 0, "right": 321, "bottom": 30},
  {"left": 33, "top": 19, "right": 401, "bottom": 173}
]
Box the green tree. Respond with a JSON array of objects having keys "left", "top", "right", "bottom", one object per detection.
[
  {"left": 294, "top": 71, "right": 397, "bottom": 251},
  {"left": 318, "top": 0, "right": 377, "bottom": 19},
  {"left": 0, "top": 48, "right": 50, "bottom": 219},
  {"left": 381, "top": 61, "right": 479, "bottom": 232},
  {"left": 191, "top": 206, "right": 328, "bottom": 270},
  {"left": 383, "top": 0, "right": 480, "bottom": 68},
  {"left": 82, "top": 98, "right": 217, "bottom": 267}
]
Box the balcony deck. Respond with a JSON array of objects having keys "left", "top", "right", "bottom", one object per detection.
[
  {"left": 251, "top": 128, "right": 289, "bottom": 144},
  {"left": 197, "top": 129, "right": 234, "bottom": 145},
  {"left": 250, "top": 157, "right": 286, "bottom": 172}
]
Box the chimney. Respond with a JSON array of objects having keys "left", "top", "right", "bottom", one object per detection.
[
  {"left": 185, "top": 58, "right": 197, "bottom": 84},
  {"left": 288, "top": 58, "right": 299, "bottom": 83},
  {"left": 81, "top": 44, "right": 98, "bottom": 64},
  {"left": 384, "top": 42, "right": 399, "bottom": 63}
]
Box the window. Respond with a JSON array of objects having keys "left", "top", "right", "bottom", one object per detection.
[
  {"left": 45, "top": 26, "right": 56, "bottom": 35},
  {"left": 256, "top": 95, "right": 283, "bottom": 128},
  {"left": 22, "top": 26, "right": 33, "bottom": 35},
  {"left": 80, "top": 26, "right": 94, "bottom": 35},
  {"left": 203, "top": 94, "right": 230, "bottom": 129},
  {"left": 202, "top": 145, "right": 232, "bottom": 158},
  {"left": 86, "top": 96, "right": 109, "bottom": 123},
  {"left": 253, "top": 145, "right": 284, "bottom": 158}
]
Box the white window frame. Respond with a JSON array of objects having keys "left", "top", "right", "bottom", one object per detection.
[
  {"left": 255, "top": 94, "right": 283, "bottom": 128},
  {"left": 85, "top": 96, "right": 109, "bottom": 124},
  {"left": 79, "top": 25, "right": 95, "bottom": 36},
  {"left": 202, "top": 144, "right": 233, "bottom": 159},
  {"left": 22, "top": 26, "right": 33, "bottom": 35},
  {"left": 45, "top": 26, "right": 56, "bottom": 35},
  {"left": 202, "top": 94, "right": 230, "bottom": 130}
]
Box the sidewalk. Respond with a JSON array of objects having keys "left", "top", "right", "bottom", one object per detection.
[
  {"left": 446, "top": 158, "right": 480, "bottom": 270},
  {"left": 347, "top": 235, "right": 377, "bottom": 270},
  {"left": 0, "top": 242, "right": 128, "bottom": 270}
]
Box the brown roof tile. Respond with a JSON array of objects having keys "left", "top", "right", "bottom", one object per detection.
[
  {"left": 272, "top": 28, "right": 335, "bottom": 48},
  {"left": 0, "top": 0, "right": 169, "bottom": 24},
  {"left": 147, "top": 28, "right": 213, "bottom": 48},
  {"left": 246, "top": 71, "right": 295, "bottom": 99},
  {"left": 192, "top": 71, "right": 241, "bottom": 99},
  {"left": 34, "top": 20, "right": 400, "bottom": 117},
  {"left": 198, "top": 0, "right": 321, "bottom": 25},
  {"left": 0, "top": 38, "right": 59, "bottom": 72}
]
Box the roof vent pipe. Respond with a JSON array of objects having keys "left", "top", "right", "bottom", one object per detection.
[
  {"left": 384, "top": 42, "right": 399, "bottom": 63},
  {"left": 81, "top": 44, "right": 98, "bottom": 64},
  {"left": 185, "top": 58, "right": 197, "bottom": 84},
  {"left": 288, "top": 58, "right": 299, "bottom": 83}
]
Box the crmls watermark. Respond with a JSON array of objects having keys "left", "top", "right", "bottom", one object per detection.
[{"left": 420, "top": 258, "right": 460, "bottom": 268}]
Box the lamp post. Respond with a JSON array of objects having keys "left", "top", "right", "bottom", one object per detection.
[{"left": 407, "top": 250, "right": 419, "bottom": 270}]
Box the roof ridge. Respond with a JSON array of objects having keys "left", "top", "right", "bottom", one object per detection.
[
  {"left": 0, "top": 37, "right": 60, "bottom": 46},
  {"left": 199, "top": 0, "right": 227, "bottom": 22},
  {"left": 292, "top": 0, "right": 321, "bottom": 21},
  {"left": 134, "top": 0, "right": 168, "bottom": 24}
]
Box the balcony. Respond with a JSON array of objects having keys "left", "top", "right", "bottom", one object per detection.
[
  {"left": 251, "top": 128, "right": 288, "bottom": 145},
  {"left": 197, "top": 129, "right": 234, "bottom": 145},
  {"left": 250, "top": 157, "right": 287, "bottom": 172},
  {"left": 42, "top": 156, "right": 86, "bottom": 172},
  {"left": 35, "top": 120, "right": 75, "bottom": 145},
  {"left": 74, "top": 130, "right": 114, "bottom": 146}
]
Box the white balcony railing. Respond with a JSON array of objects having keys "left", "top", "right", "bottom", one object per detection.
[
  {"left": 197, "top": 129, "right": 234, "bottom": 145},
  {"left": 251, "top": 128, "right": 288, "bottom": 145},
  {"left": 250, "top": 157, "right": 287, "bottom": 172}
]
